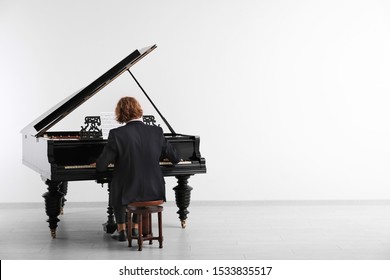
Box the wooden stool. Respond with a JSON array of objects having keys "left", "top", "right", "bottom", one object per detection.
[{"left": 127, "top": 200, "right": 163, "bottom": 251}]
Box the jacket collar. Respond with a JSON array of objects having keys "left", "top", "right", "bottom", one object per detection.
[{"left": 125, "top": 119, "right": 143, "bottom": 126}]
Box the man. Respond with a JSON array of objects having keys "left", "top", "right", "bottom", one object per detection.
[{"left": 96, "top": 97, "right": 180, "bottom": 241}]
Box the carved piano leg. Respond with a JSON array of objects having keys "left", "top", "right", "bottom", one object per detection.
[
  {"left": 173, "top": 175, "right": 193, "bottom": 228},
  {"left": 42, "top": 180, "right": 64, "bottom": 238},
  {"left": 59, "top": 181, "right": 68, "bottom": 215},
  {"left": 102, "top": 182, "right": 117, "bottom": 234}
]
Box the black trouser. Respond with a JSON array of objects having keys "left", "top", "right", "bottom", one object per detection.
[{"left": 113, "top": 206, "right": 138, "bottom": 225}]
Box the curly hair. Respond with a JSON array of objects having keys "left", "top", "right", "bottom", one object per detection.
[{"left": 115, "top": 97, "right": 143, "bottom": 123}]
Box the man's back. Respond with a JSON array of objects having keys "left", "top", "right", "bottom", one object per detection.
[{"left": 97, "top": 121, "right": 180, "bottom": 205}]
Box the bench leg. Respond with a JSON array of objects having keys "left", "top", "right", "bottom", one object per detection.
[
  {"left": 158, "top": 211, "right": 163, "bottom": 248},
  {"left": 128, "top": 212, "right": 133, "bottom": 247},
  {"left": 138, "top": 214, "right": 143, "bottom": 251}
]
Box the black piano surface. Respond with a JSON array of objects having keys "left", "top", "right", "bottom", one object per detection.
[{"left": 21, "top": 45, "right": 206, "bottom": 237}]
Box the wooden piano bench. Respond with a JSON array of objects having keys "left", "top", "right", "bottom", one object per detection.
[{"left": 127, "top": 200, "right": 164, "bottom": 251}]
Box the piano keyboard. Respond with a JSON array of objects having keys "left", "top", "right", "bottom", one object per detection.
[
  {"left": 64, "top": 161, "right": 192, "bottom": 169},
  {"left": 159, "top": 160, "right": 192, "bottom": 166},
  {"left": 64, "top": 164, "right": 113, "bottom": 169}
]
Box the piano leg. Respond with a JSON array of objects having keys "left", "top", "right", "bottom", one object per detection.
[
  {"left": 59, "top": 181, "right": 68, "bottom": 215},
  {"left": 102, "top": 182, "right": 117, "bottom": 234},
  {"left": 173, "top": 175, "right": 193, "bottom": 228},
  {"left": 42, "top": 180, "right": 65, "bottom": 238}
]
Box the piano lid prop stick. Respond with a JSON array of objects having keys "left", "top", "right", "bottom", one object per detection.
[{"left": 127, "top": 70, "right": 176, "bottom": 135}]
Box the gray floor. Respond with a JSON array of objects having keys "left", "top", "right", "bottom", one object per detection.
[{"left": 1, "top": 200, "right": 390, "bottom": 260}]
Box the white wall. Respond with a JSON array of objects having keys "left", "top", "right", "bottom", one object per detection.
[{"left": 1, "top": 0, "right": 390, "bottom": 203}]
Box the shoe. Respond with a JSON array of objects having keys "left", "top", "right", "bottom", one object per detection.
[
  {"left": 111, "top": 230, "right": 126, "bottom": 242},
  {"left": 131, "top": 228, "right": 139, "bottom": 237}
]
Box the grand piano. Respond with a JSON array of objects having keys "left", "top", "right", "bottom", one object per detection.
[{"left": 21, "top": 45, "right": 206, "bottom": 238}]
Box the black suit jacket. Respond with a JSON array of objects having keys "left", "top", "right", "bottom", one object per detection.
[{"left": 96, "top": 121, "right": 180, "bottom": 207}]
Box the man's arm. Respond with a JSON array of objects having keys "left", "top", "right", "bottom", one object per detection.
[{"left": 96, "top": 130, "right": 117, "bottom": 172}]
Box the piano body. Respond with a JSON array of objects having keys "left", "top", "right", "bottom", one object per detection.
[{"left": 21, "top": 45, "right": 206, "bottom": 238}]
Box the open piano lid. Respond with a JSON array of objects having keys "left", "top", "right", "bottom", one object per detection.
[{"left": 21, "top": 44, "right": 157, "bottom": 137}]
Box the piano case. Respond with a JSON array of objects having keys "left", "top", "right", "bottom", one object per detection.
[{"left": 21, "top": 45, "right": 206, "bottom": 237}]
